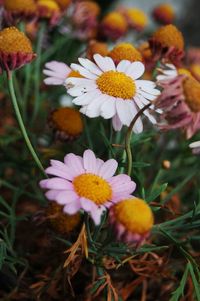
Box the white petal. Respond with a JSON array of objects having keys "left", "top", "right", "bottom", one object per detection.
[
  {"left": 126, "top": 62, "right": 145, "bottom": 79},
  {"left": 117, "top": 60, "right": 132, "bottom": 73},
  {"left": 94, "top": 54, "right": 116, "bottom": 72},
  {"left": 78, "top": 58, "right": 102, "bottom": 76},
  {"left": 71, "top": 63, "right": 97, "bottom": 79},
  {"left": 100, "top": 97, "right": 116, "bottom": 119},
  {"left": 73, "top": 91, "right": 100, "bottom": 106},
  {"left": 116, "top": 100, "right": 134, "bottom": 126},
  {"left": 112, "top": 114, "right": 123, "bottom": 131}
]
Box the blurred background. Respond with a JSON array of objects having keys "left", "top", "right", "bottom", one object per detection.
[{"left": 98, "top": 0, "right": 200, "bottom": 46}]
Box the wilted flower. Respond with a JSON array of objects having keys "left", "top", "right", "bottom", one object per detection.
[
  {"left": 66, "top": 54, "right": 160, "bottom": 133},
  {"left": 46, "top": 201, "right": 81, "bottom": 234},
  {"left": 72, "top": 1, "right": 100, "bottom": 40},
  {"left": 3, "top": 0, "right": 37, "bottom": 22},
  {"left": 48, "top": 107, "right": 83, "bottom": 141},
  {"left": 40, "top": 149, "right": 136, "bottom": 225},
  {"left": 157, "top": 64, "right": 200, "bottom": 138},
  {"left": 122, "top": 7, "right": 148, "bottom": 32},
  {"left": 109, "top": 198, "right": 154, "bottom": 244},
  {"left": 108, "top": 43, "right": 142, "bottom": 64},
  {"left": 0, "top": 26, "right": 36, "bottom": 74},
  {"left": 149, "top": 24, "right": 184, "bottom": 65},
  {"left": 100, "top": 11, "right": 128, "bottom": 40},
  {"left": 152, "top": 3, "right": 175, "bottom": 25}
]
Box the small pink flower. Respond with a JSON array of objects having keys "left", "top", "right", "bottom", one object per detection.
[
  {"left": 40, "top": 149, "right": 136, "bottom": 225},
  {"left": 43, "top": 60, "right": 71, "bottom": 86}
]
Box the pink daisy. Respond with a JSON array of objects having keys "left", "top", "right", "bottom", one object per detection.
[
  {"left": 40, "top": 149, "right": 136, "bottom": 225},
  {"left": 43, "top": 60, "right": 71, "bottom": 86}
]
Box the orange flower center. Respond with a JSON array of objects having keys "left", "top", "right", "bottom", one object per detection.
[
  {"left": 113, "top": 198, "right": 154, "bottom": 234},
  {"left": 152, "top": 24, "right": 184, "bottom": 50},
  {"left": 102, "top": 12, "right": 128, "bottom": 32},
  {"left": 51, "top": 107, "right": 83, "bottom": 136},
  {"left": 109, "top": 43, "right": 142, "bottom": 62},
  {"left": 97, "top": 70, "right": 136, "bottom": 99},
  {"left": 126, "top": 8, "right": 148, "bottom": 28},
  {"left": 183, "top": 77, "right": 200, "bottom": 112},
  {"left": 0, "top": 27, "right": 33, "bottom": 54},
  {"left": 73, "top": 173, "right": 112, "bottom": 205},
  {"left": 4, "top": 0, "right": 37, "bottom": 12}
]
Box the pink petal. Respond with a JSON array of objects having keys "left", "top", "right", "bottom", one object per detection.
[
  {"left": 90, "top": 206, "right": 105, "bottom": 225},
  {"left": 40, "top": 178, "right": 72, "bottom": 190},
  {"left": 83, "top": 149, "right": 97, "bottom": 173},
  {"left": 98, "top": 159, "right": 118, "bottom": 179},
  {"left": 45, "top": 167, "right": 68, "bottom": 179},
  {"left": 63, "top": 201, "right": 81, "bottom": 215},
  {"left": 64, "top": 154, "right": 84, "bottom": 175},
  {"left": 80, "top": 197, "right": 95, "bottom": 211},
  {"left": 45, "top": 190, "right": 60, "bottom": 200},
  {"left": 55, "top": 190, "right": 78, "bottom": 205}
]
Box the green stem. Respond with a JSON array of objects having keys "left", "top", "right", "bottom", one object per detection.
[
  {"left": 32, "top": 22, "right": 46, "bottom": 123},
  {"left": 125, "top": 103, "right": 151, "bottom": 176},
  {"left": 8, "top": 72, "right": 47, "bottom": 177}
]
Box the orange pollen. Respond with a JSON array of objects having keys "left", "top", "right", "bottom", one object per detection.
[
  {"left": 126, "top": 8, "right": 148, "bottom": 28},
  {"left": 0, "top": 27, "right": 33, "bottom": 54},
  {"left": 113, "top": 198, "right": 154, "bottom": 234},
  {"left": 4, "top": 0, "right": 37, "bottom": 12},
  {"left": 102, "top": 12, "right": 128, "bottom": 32},
  {"left": 183, "top": 77, "right": 200, "bottom": 112},
  {"left": 108, "top": 43, "right": 142, "bottom": 62},
  {"left": 80, "top": 1, "right": 100, "bottom": 17},
  {"left": 73, "top": 173, "right": 112, "bottom": 205},
  {"left": 51, "top": 107, "right": 83, "bottom": 136},
  {"left": 67, "top": 70, "right": 84, "bottom": 78},
  {"left": 97, "top": 70, "right": 136, "bottom": 99},
  {"left": 137, "top": 42, "right": 152, "bottom": 60},
  {"left": 46, "top": 202, "right": 80, "bottom": 234},
  {"left": 152, "top": 24, "right": 184, "bottom": 50}
]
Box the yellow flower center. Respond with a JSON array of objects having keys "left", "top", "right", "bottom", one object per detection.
[
  {"left": 73, "top": 173, "right": 112, "bottom": 205},
  {"left": 67, "top": 70, "right": 84, "bottom": 78},
  {"left": 108, "top": 43, "right": 142, "bottom": 62},
  {"left": 183, "top": 77, "right": 200, "bottom": 112},
  {"left": 126, "top": 8, "right": 148, "bottom": 28},
  {"left": 4, "top": 0, "right": 37, "bottom": 12},
  {"left": 51, "top": 107, "right": 83, "bottom": 136},
  {"left": 0, "top": 27, "right": 33, "bottom": 54},
  {"left": 152, "top": 24, "right": 184, "bottom": 50},
  {"left": 113, "top": 198, "right": 154, "bottom": 234},
  {"left": 46, "top": 202, "right": 80, "bottom": 234},
  {"left": 37, "top": 0, "right": 60, "bottom": 16},
  {"left": 102, "top": 12, "right": 128, "bottom": 32},
  {"left": 97, "top": 71, "right": 136, "bottom": 99}
]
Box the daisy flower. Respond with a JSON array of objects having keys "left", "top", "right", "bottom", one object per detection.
[
  {"left": 43, "top": 60, "right": 71, "bottom": 86},
  {"left": 40, "top": 149, "right": 136, "bottom": 225},
  {"left": 65, "top": 54, "right": 161, "bottom": 133}
]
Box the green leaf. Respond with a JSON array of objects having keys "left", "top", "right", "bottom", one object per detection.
[
  {"left": 189, "top": 262, "right": 200, "bottom": 301},
  {"left": 146, "top": 183, "right": 168, "bottom": 202},
  {"left": 169, "top": 263, "right": 189, "bottom": 301}
]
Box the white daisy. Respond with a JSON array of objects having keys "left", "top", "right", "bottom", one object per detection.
[{"left": 65, "top": 54, "right": 161, "bottom": 133}]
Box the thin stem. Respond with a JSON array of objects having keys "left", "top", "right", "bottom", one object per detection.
[
  {"left": 32, "top": 22, "right": 46, "bottom": 123},
  {"left": 125, "top": 103, "right": 151, "bottom": 176},
  {"left": 8, "top": 72, "right": 47, "bottom": 177}
]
